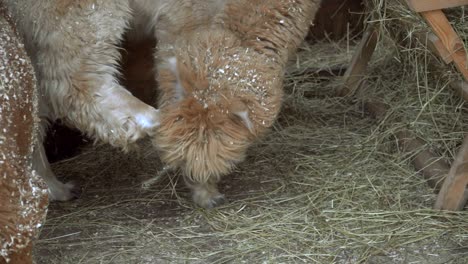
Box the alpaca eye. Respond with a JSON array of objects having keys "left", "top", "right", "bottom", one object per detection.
[{"left": 175, "top": 116, "right": 183, "bottom": 122}]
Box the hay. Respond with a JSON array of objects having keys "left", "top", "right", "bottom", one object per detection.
[
  {"left": 365, "top": 0, "right": 468, "bottom": 166},
  {"left": 33, "top": 3, "right": 468, "bottom": 262}
]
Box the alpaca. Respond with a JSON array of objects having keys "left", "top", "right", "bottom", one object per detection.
[
  {"left": 3, "top": 0, "right": 161, "bottom": 201},
  {"left": 0, "top": 6, "right": 48, "bottom": 263},
  {"left": 132, "top": 0, "right": 321, "bottom": 208}
]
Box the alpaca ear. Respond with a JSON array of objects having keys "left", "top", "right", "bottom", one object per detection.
[
  {"left": 167, "top": 57, "right": 185, "bottom": 101},
  {"left": 234, "top": 110, "right": 254, "bottom": 134}
]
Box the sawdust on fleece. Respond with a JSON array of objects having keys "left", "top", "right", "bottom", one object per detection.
[{"left": 0, "top": 5, "right": 48, "bottom": 263}]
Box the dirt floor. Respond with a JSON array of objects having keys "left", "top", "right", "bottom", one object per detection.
[{"left": 34, "top": 38, "right": 468, "bottom": 263}]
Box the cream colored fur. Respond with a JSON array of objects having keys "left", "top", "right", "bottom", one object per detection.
[{"left": 4, "top": 0, "right": 160, "bottom": 200}]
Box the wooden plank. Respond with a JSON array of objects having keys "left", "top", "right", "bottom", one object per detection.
[
  {"left": 427, "top": 32, "right": 454, "bottom": 64},
  {"left": 422, "top": 10, "right": 468, "bottom": 82},
  {"left": 415, "top": 31, "right": 453, "bottom": 64},
  {"left": 435, "top": 134, "right": 468, "bottom": 210},
  {"left": 339, "top": 25, "right": 378, "bottom": 96},
  {"left": 396, "top": 130, "right": 450, "bottom": 190},
  {"left": 406, "top": 0, "right": 468, "bottom": 12}
]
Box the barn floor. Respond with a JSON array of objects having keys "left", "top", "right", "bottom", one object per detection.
[{"left": 33, "top": 38, "right": 468, "bottom": 263}]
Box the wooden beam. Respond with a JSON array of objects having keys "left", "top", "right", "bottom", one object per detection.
[
  {"left": 426, "top": 33, "right": 454, "bottom": 64},
  {"left": 435, "top": 134, "right": 468, "bottom": 210},
  {"left": 396, "top": 130, "right": 450, "bottom": 190},
  {"left": 422, "top": 10, "right": 468, "bottom": 82},
  {"left": 339, "top": 25, "right": 379, "bottom": 96},
  {"left": 415, "top": 31, "right": 453, "bottom": 64},
  {"left": 406, "top": 0, "right": 468, "bottom": 12}
]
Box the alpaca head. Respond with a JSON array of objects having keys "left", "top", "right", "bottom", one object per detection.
[{"left": 154, "top": 30, "right": 283, "bottom": 183}]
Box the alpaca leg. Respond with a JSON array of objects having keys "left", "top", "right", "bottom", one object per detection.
[
  {"left": 33, "top": 1, "right": 160, "bottom": 150},
  {"left": 66, "top": 67, "right": 160, "bottom": 149},
  {"left": 32, "top": 138, "right": 79, "bottom": 201}
]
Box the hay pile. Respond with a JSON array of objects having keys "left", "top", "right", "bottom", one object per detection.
[
  {"left": 34, "top": 2, "right": 468, "bottom": 263},
  {"left": 365, "top": 0, "right": 468, "bottom": 174}
]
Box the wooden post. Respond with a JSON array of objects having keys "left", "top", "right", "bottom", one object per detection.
[
  {"left": 435, "top": 134, "right": 468, "bottom": 210},
  {"left": 425, "top": 32, "right": 454, "bottom": 64},
  {"left": 339, "top": 25, "right": 379, "bottom": 96}
]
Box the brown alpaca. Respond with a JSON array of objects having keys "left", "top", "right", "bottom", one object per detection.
[
  {"left": 156, "top": 30, "right": 284, "bottom": 207},
  {"left": 134, "top": 0, "right": 321, "bottom": 208},
  {"left": 0, "top": 6, "right": 48, "bottom": 263},
  {"left": 3, "top": 0, "right": 161, "bottom": 201}
]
